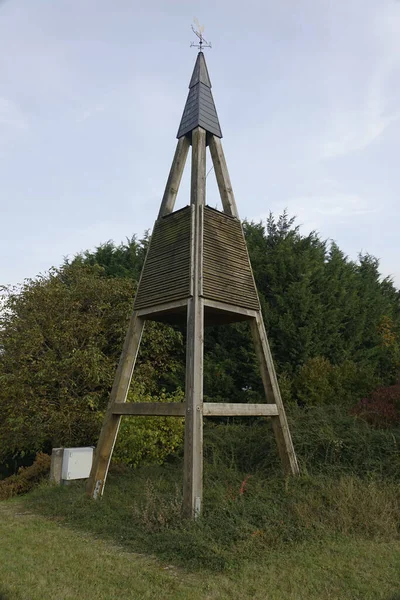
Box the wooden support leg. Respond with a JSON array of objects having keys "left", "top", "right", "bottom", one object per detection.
[
  {"left": 208, "top": 135, "right": 239, "bottom": 219},
  {"left": 250, "top": 313, "right": 299, "bottom": 476},
  {"left": 86, "top": 312, "right": 145, "bottom": 498},
  {"left": 183, "top": 127, "right": 206, "bottom": 519},
  {"left": 183, "top": 295, "right": 204, "bottom": 518},
  {"left": 158, "top": 136, "right": 190, "bottom": 218}
]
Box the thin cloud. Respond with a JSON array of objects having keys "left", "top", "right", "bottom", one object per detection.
[
  {"left": 0, "top": 96, "right": 29, "bottom": 158},
  {"left": 0, "top": 96, "right": 27, "bottom": 131},
  {"left": 319, "top": 4, "right": 400, "bottom": 159},
  {"left": 257, "top": 179, "right": 381, "bottom": 235},
  {"left": 76, "top": 102, "right": 107, "bottom": 123},
  {"left": 320, "top": 58, "right": 400, "bottom": 159}
]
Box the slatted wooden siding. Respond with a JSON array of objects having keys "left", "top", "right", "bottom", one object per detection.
[
  {"left": 134, "top": 205, "right": 259, "bottom": 313},
  {"left": 203, "top": 207, "right": 260, "bottom": 311},
  {"left": 134, "top": 207, "right": 191, "bottom": 310}
]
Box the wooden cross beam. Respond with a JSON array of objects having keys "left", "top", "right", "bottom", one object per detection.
[{"left": 110, "top": 401, "right": 279, "bottom": 417}]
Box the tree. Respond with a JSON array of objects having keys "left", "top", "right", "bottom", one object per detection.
[
  {"left": 0, "top": 263, "right": 182, "bottom": 465},
  {"left": 66, "top": 235, "right": 148, "bottom": 280},
  {"left": 204, "top": 213, "right": 400, "bottom": 406}
]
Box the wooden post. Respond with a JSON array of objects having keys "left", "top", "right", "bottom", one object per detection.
[
  {"left": 208, "top": 135, "right": 239, "bottom": 218},
  {"left": 250, "top": 313, "right": 299, "bottom": 476},
  {"left": 49, "top": 448, "right": 63, "bottom": 485},
  {"left": 158, "top": 136, "right": 190, "bottom": 218},
  {"left": 183, "top": 127, "right": 206, "bottom": 519},
  {"left": 86, "top": 313, "right": 145, "bottom": 498}
]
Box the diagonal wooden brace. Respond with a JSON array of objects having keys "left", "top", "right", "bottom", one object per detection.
[
  {"left": 250, "top": 313, "right": 299, "bottom": 476},
  {"left": 86, "top": 312, "right": 145, "bottom": 498}
]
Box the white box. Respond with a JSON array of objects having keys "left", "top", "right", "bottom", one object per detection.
[{"left": 61, "top": 447, "right": 94, "bottom": 481}]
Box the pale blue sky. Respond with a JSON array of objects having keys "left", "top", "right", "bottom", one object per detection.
[{"left": 1, "top": 0, "right": 399, "bottom": 287}]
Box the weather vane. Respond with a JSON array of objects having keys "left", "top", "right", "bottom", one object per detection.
[{"left": 190, "top": 18, "right": 211, "bottom": 51}]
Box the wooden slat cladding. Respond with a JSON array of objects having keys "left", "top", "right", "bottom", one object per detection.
[
  {"left": 134, "top": 206, "right": 259, "bottom": 312},
  {"left": 203, "top": 207, "right": 260, "bottom": 310},
  {"left": 134, "top": 207, "right": 191, "bottom": 310}
]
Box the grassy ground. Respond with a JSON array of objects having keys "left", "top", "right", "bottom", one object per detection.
[
  {"left": 0, "top": 498, "right": 399, "bottom": 600},
  {"left": 22, "top": 463, "right": 400, "bottom": 568},
  {"left": 1, "top": 412, "right": 400, "bottom": 599}
]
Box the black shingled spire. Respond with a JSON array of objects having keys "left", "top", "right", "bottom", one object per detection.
[{"left": 177, "top": 52, "right": 222, "bottom": 139}]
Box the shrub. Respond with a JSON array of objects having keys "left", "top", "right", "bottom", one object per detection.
[
  {"left": 0, "top": 452, "right": 50, "bottom": 500},
  {"left": 352, "top": 384, "right": 400, "bottom": 428},
  {"left": 289, "top": 405, "right": 400, "bottom": 477},
  {"left": 294, "top": 357, "right": 336, "bottom": 406},
  {"left": 294, "top": 357, "right": 379, "bottom": 407},
  {"left": 277, "top": 371, "right": 294, "bottom": 405},
  {"left": 112, "top": 387, "right": 185, "bottom": 468},
  {"left": 0, "top": 265, "right": 183, "bottom": 465},
  {"left": 203, "top": 405, "right": 400, "bottom": 478}
]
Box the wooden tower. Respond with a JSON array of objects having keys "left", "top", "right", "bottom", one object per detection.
[{"left": 86, "top": 51, "right": 299, "bottom": 517}]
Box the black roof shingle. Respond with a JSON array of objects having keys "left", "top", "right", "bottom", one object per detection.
[{"left": 177, "top": 52, "right": 222, "bottom": 139}]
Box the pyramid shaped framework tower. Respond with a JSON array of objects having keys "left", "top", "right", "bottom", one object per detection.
[{"left": 87, "top": 52, "right": 299, "bottom": 518}]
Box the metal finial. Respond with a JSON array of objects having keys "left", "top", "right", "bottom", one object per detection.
[{"left": 190, "top": 18, "right": 211, "bottom": 51}]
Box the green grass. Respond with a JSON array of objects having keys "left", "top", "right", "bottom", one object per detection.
[
  {"left": 1, "top": 411, "right": 400, "bottom": 598},
  {"left": 1, "top": 498, "right": 400, "bottom": 600},
  {"left": 22, "top": 462, "right": 400, "bottom": 571}
]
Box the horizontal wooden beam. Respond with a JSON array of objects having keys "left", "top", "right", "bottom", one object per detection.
[
  {"left": 135, "top": 298, "right": 188, "bottom": 317},
  {"left": 202, "top": 403, "right": 279, "bottom": 417},
  {"left": 112, "top": 401, "right": 279, "bottom": 418},
  {"left": 112, "top": 402, "right": 186, "bottom": 416},
  {"left": 203, "top": 298, "right": 258, "bottom": 319}
]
